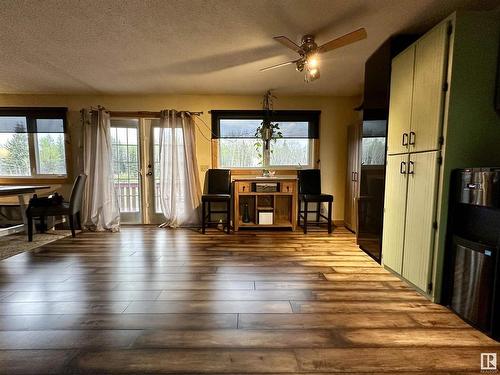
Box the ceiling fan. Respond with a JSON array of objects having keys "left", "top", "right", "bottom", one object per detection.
[{"left": 261, "top": 28, "right": 367, "bottom": 82}]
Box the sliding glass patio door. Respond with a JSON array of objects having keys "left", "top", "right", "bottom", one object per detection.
[{"left": 110, "top": 118, "right": 163, "bottom": 224}]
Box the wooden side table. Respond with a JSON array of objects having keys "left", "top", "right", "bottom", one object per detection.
[{"left": 233, "top": 177, "right": 297, "bottom": 231}]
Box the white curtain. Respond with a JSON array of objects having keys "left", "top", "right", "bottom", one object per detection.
[
  {"left": 158, "top": 110, "right": 202, "bottom": 227},
  {"left": 81, "top": 107, "right": 120, "bottom": 232}
]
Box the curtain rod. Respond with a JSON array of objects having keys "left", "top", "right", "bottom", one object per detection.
[
  {"left": 86, "top": 109, "right": 203, "bottom": 117},
  {"left": 109, "top": 111, "right": 204, "bottom": 118}
]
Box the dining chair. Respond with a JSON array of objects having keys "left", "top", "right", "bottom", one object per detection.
[{"left": 26, "top": 174, "right": 87, "bottom": 241}]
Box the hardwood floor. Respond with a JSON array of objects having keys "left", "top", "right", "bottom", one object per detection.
[{"left": 0, "top": 226, "right": 497, "bottom": 374}]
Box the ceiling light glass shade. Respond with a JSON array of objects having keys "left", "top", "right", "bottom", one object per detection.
[{"left": 304, "top": 66, "right": 320, "bottom": 82}]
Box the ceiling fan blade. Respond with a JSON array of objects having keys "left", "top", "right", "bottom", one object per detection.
[
  {"left": 273, "top": 36, "right": 303, "bottom": 53},
  {"left": 260, "top": 59, "right": 299, "bottom": 72},
  {"left": 318, "top": 28, "right": 367, "bottom": 54}
]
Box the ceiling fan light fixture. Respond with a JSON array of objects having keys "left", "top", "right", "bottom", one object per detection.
[{"left": 262, "top": 28, "right": 367, "bottom": 82}]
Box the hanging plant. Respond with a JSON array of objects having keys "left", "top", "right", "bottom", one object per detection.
[{"left": 254, "top": 90, "right": 283, "bottom": 165}]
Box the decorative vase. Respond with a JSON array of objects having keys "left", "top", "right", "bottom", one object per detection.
[{"left": 242, "top": 203, "right": 251, "bottom": 223}]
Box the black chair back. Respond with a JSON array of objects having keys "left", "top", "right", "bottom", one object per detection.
[
  {"left": 207, "top": 169, "right": 231, "bottom": 194},
  {"left": 69, "top": 174, "right": 87, "bottom": 215},
  {"left": 298, "top": 169, "right": 322, "bottom": 195}
]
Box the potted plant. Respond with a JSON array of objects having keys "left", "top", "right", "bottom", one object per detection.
[{"left": 254, "top": 90, "right": 283, "bottom": 165}]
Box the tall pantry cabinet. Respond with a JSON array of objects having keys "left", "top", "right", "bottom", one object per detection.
[
  {"left": 383, "top": 21, "right": 448, "bottom": 293},
  {"left": 382, "top": 11, "right": 500, "bottom": 300}
]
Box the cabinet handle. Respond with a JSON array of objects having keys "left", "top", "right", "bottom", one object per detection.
[
  {"left": 400, "top": 161, "right": 407, "bottom": 174},
  {"left": 408, "top": 160, "right": 415, "bottom": 175},
  {"left": 402, "top": 133, "right": 409, "bottom": 146},
  {"left": 353, "top": 172, "right": 358, "bottom": 182},
  {"left": 409, "top": 131, "right": 416, "bottom": 146},
  {"left": 351, "top": 172, "right": 355, "bottom": 181}
]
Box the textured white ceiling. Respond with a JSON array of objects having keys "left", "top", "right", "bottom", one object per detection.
[{"left": 0, "top": 0, "right": 497, "bottom": 96}]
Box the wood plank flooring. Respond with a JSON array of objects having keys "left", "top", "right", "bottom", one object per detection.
[{"left": 0, "top": 226, "right": 498, "bottom": 374}]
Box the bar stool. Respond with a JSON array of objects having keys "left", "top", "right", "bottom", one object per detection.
[
  {"left": 201, "top": 169, "right": 231, "bottom": 234},
  {"left": 297, "top": 169, "right": 333, "bottom": 234}
]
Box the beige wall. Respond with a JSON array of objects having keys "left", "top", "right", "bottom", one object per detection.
[{"left": 0, "top": 94, "right": 360, "bottom": 221}]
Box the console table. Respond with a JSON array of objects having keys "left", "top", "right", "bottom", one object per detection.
[{"left": 233, "top": 177, "right": 297, "bottom": 231}]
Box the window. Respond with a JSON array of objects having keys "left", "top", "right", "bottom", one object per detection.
[
  {"left": 269, "top": 121, "right": 310, "bottom": 167},
  {"left": 218, "top": 119, "right": 262, "bottom": 168},
  {"left": 212, "top": 110, "right": 319, "bottom": 169},
  {"left": 0, "top": 108, "right": 68, "bottom": 178},
  {"left": 0, "top": 117, "right": 30, "bottom": 176},
  {"left": 361, "top": 120, "right": 386, "bottom": 166},
  {"left": 361, "top": 137, "right": 385, "bottom": 165}
]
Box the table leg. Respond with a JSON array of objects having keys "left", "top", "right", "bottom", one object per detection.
[{"left": 17, "top": 194, "right": 29, "bottom": 233}]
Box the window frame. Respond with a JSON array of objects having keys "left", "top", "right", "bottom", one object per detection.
[
  {"left": 0, "top": 107, "right": 71, "bottom": 183},
  {"left": 211, "top": 110, "right": 320, "bottom": 171}
]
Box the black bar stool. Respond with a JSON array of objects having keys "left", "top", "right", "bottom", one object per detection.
[
  {"left": 201, "top": 169, "right": 231, "bottom": 234},
  {"left": 297, "top": 169, "right": 333, "bottom": 234}
]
